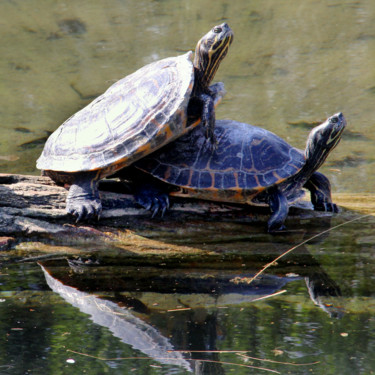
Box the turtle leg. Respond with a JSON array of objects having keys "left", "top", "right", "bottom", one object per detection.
[
  {"left": 114, "top": 167, "right": 170, "bottom": 217},
  {"left": 196, "top": 92, "right": 216, "bottom": 146},
  {"left": 267, "top": 187, "right": 289, "bottom": 233},
  {"left": 66, "top": 171, "right": 102, "bottom": 222},
  {"left": 304, "top": 172, "right": 338, "bottom": 213},
  {"left": 134, "top": 183, "right": 170, "bottom": 218}
]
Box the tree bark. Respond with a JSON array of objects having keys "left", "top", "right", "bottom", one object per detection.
[{"left": 0, "top": 173, "right": 331, "bottom": 252}]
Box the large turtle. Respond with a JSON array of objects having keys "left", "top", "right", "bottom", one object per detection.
[
  {"left": 36, "top": 23, "right": 233, "bottom": 221},
  {"left": 132, "top": 113, "right": 346, "bottom": 232}
]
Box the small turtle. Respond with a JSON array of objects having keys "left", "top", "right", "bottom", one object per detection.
[
  {"left": 37, "top": 24, "right": 233, "bottom": 221},
  {"left": 133, "top": 113, "right": 346, "bottom": 232}
]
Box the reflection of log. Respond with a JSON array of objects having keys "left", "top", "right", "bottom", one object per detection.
[{"left": 0, "top": 173, "right": 336, "bottom": 251}]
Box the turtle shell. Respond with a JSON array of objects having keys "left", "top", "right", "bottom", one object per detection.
[
  {"left": 135, "top": 120, "right": 306, "bottom": 204},
  {"left": 37, "top": 52, "right": 196, "bottom": 175}
]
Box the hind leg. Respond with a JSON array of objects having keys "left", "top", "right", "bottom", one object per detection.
[
  {"left": 304, "top": 172, "right": 338, "bottom": 213},
  {"left": 267, "top": 187, "right": 289, "bottom": 233}
]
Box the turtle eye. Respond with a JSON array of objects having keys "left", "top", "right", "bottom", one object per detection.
[
  {"left": 213, "top": 26, "right": 222, "bottom": 33},
  {"left": 331, "top": 116, "right": 339, "bottom": 124}
]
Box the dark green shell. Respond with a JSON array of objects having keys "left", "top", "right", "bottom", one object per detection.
[{"left": 135, "top": 120, "right": 306, "bottom": 203}]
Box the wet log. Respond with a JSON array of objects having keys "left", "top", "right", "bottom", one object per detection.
[
  {"left": 0, "top": 173, "right": 316, "bottom": 235},
  {"left": 0, "top": 173, "right": 365, "bottom": 255},
  {"left": 0, "top": 173, "right": 263, "bottom": 233},
  {"left": 0, "top": 173, "right": 276, "bottom": 255}
]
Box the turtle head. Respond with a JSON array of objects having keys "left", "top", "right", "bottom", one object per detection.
[
  {"left": 305, "top": 112, "right": 346, "bottom": 170},
  {"left": 193, "top": 23, "right": 234, "bottom": 89}
]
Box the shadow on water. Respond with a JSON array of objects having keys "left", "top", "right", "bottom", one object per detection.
[
  {"left": 37, "top": 240, "right": 345, "bottom": 374},
  {"left": 1, "top": 209, "right": 374, "bottom": 374}
]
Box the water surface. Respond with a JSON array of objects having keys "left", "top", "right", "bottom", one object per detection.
[
  {"left": 0, "top": 1, "right": 374, "bottom": 374},
  {"left": 0, "top": 0, "right": 374, "bottom": 192},
  {"left": 1, "top": 211, "right": 374, "bottom": 374}
]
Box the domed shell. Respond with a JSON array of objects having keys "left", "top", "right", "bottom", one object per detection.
[
  {"left": 135, "top": 120, "right": 306, "bottom": 202},
  {"left": 37, "top": 52, "right": 195, "bottom": 174}
]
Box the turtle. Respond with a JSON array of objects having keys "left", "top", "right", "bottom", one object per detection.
[
  {"left": 36, "top": 23, "right": 234, "bottom": 221},
  {"left": 132, "top": 112, "right": 346, "bottom": 232}
]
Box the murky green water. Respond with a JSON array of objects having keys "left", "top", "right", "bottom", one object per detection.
[
  {"left": 0, "top": 0, "right": 374, "bottom": 192},
  {"left": 1, "top": 212, "right": 375, "bottom": 374},
  {"left": 0, "top": 1, "right": 375, "bottom": 374}
]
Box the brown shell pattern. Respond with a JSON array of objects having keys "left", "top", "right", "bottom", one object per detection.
[{"left": 37, "top": 52, "right": 194, "bottom": 174}]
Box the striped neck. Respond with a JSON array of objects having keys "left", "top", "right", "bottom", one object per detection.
[{"left": 193, "top": 23, "right": 233, "bottom": 92}]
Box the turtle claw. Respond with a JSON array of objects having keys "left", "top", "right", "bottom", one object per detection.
[
  {"left": 205, "top": 134, "right": 218, "bottom": 151},
  {"left": 144, "top": 202, "right": 152, "bottom": 211},
  {"left": 314, "top": 202, "right": 339, "bottom": 213},
  {"left": 135, "top": 185, "right": 170, "bottom": 218},
  {"left": 204, "top": 126, "right": 218, "bottom": 150},
  {"left": 151, "top": 198, "right": 160, "bottom": 218},
  {"left": 267, "top": 223, "right": 286, "bottom": 234},
  {"left": 148, "top": 194, "right": 169, "bottom": 218},
  {"left": 160, "top": 206, "right": 167, "bottom": 217},
  {"left": 158, "top": 194, "right": 170, "bottom": 217},
  {"left": 325, "top": 202, "right": 338, "bottom": 213},
  {"left": 66, "top": 175, "right": 102, "bottom": 222},
  {"left": 67, "top": 199, "right": 102, "bottom": 222}
]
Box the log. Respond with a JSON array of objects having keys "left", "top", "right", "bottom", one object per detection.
[
  {"left": 0, "top": 173, "right": 261, "bottom": 229},
  {"left": 0, "top": 173, "right": 353, "bottom": 254},
  {"left": 0, "top": 173, "right": 313, "bottom": 230}
]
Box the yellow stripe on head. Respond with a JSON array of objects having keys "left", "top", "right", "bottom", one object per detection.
[{"left": 194, "top": 23, "right": 234, "bottom": 88}]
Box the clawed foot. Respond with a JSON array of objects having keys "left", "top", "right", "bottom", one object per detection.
[
  {"left": 314, "top": 202, "right": 339, "bottom": 213},
  {"left": 135, "top": 185, "right": 170, "bottom": 218},
  {"left": 267, "top": 223, "right": 286, "bottom": 234},
  {"left": 66, "top": 174, "right": 102, "bottom": 222},
  {"left": 201, "top": 115, "right": 218, "bottom": 150},
  {"left": 204, "top": 130, "right": 218, "bottom": 151},
  {"left": 66, "top": 198, "right": 102, "bottom": 222}
]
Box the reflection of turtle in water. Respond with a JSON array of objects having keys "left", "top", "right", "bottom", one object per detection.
[
  {"left": 37, "top": 24, "right": 233, "bottom": 221},
  {"left": 133, "top": 113, "right": 346, "bottom": 232}
]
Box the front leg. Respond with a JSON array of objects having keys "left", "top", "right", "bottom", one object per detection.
[
  {"left": 196, "top": 92, "right": 216, "bottom": 145},
  {"left": 304, "top": 172, "right": 338, "bottom": 213},
  {"left": 116, "top": 167, "right": 170, "bottom": 217},
  {"left": 267, "top": 186, "right": 289, "bottom": 233},
  {"left": 66, "top": 171, "right": 102, "bottom": 221}
]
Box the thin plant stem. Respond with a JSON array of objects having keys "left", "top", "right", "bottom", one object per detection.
[{"left": 246, "top": 213, "right": 374, "bottom": 285}]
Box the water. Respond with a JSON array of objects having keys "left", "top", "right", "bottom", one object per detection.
[
  {"left": 1, "top": 212, "right": 374, "bottom": 374},
  {"left": 1, "top": 0, "right": 374, "bottom": 191},
  {"left": 0, "top": 0, "right": 375, "bottom": 374}
]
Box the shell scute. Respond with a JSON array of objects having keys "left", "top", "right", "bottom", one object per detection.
[
  {"left": 244, "top": 173, "right": 259, "bottom": 189},
  {"left": 237, "top": 171, "right": 246, "bottom": 187},
  {"left": 223, "top": 172, "right": 237, "bottom": 189},
  {"left": 250, "top": 137, "right": 288, "bottom": 173},
  {"left": 198, "top": 171, "right": 214, "bottom": 189},
  {"left": 213, "top": 173, "right": 223, "bottom": 189},
  {"left": 190, "top": 171, "right": 201, "bottom": 187},
  {"left": 174, "top": 169, "right": 191, "bottom": 186}
]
